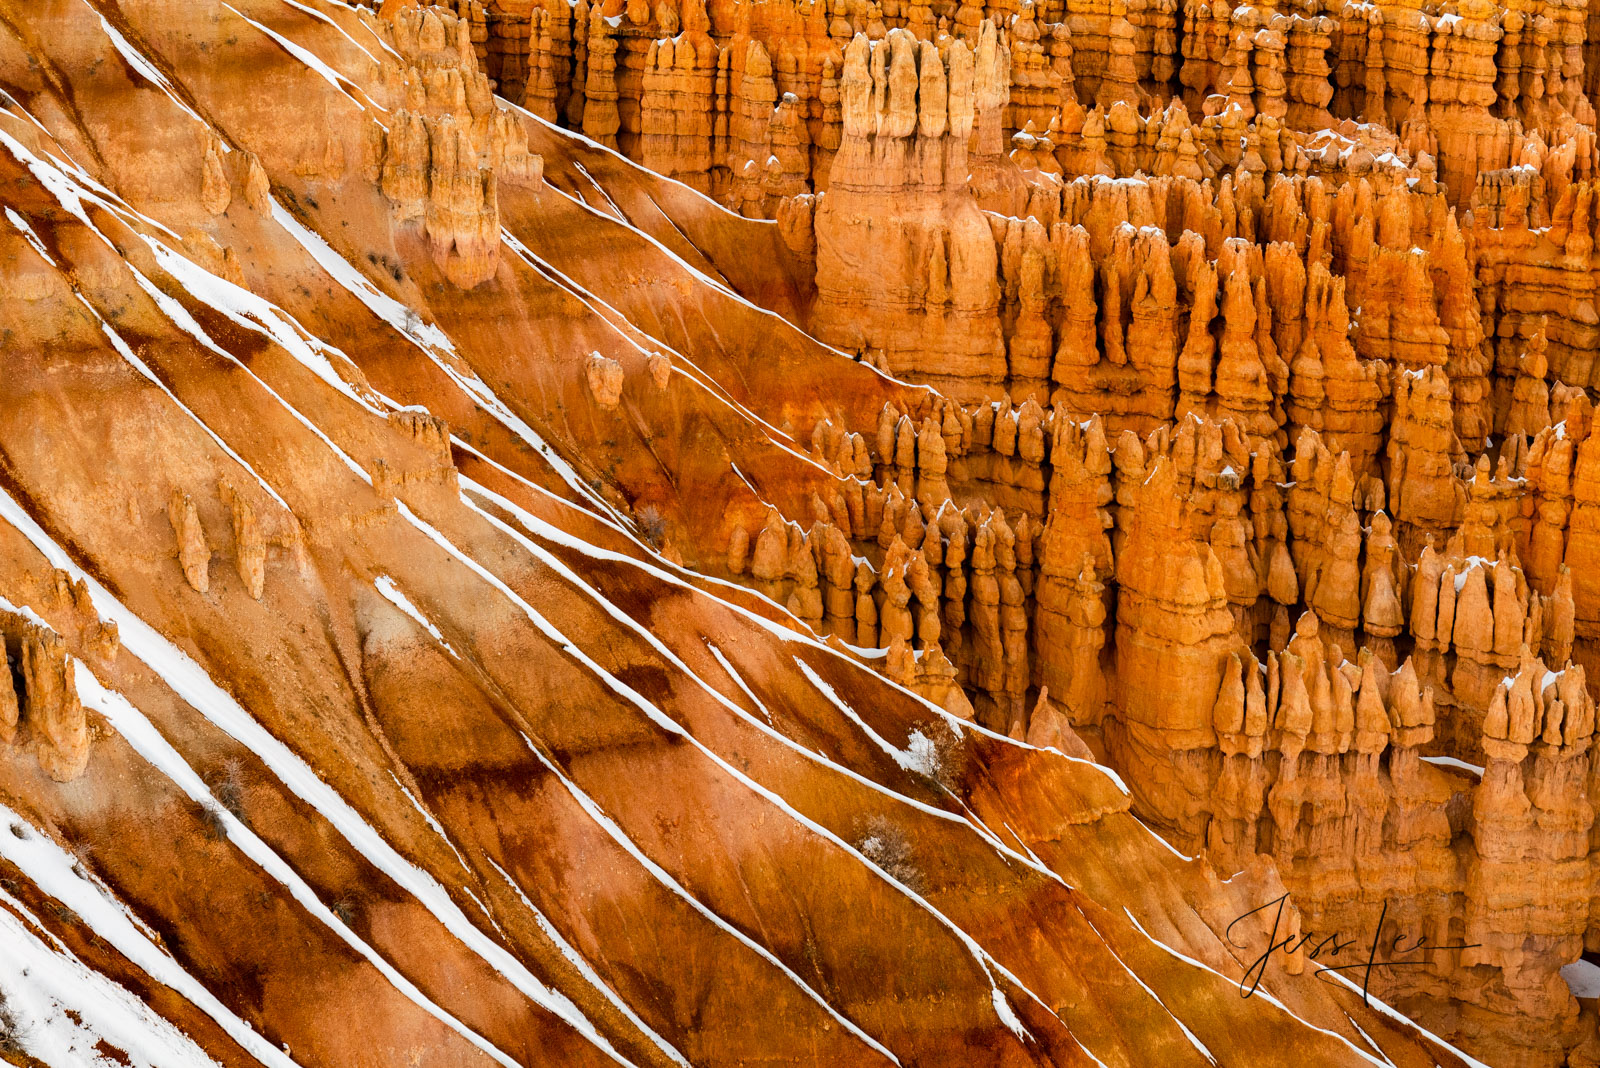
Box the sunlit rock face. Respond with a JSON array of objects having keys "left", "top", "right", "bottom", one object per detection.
[{"left": 0, "top": 2, "right": 1595, "bottom": 1067}]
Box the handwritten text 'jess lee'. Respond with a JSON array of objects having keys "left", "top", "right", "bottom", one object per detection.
[{"left": 1226, "top": 894, "right": 1480, "bottom": 1004}]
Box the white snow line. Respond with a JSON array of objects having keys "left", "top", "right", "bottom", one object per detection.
[
  {"left": 3, "top": 179, "right": 299, "bottom": 514},
  {"left": 0, "top": 890, "right": 232, "bottom": 1068},
  {"left": 570, "top": 161, "right": 627, "bottom": 221},
  {"left": 703, "top": 641, "right": 771, "bottom": 724},
  {"left": 1315, "top": 968, "right": 1493, "bottom": 1068},
  {"left": 523, "top": 727, "right": 903, "bottom": 1066},
  {"left": 86, "top": 296, "right": 291, "bottom": 509},
  {"left": 221, "top": 4, "right": 375, "bottom": 115},
  {"left": 265, "top": 203, "right": 624, "bottom": 521},
  {"left": 144, "top": 234, "right": 385, "bottom": 415},
  {"left": 499, "top": 228, "right": 839, "bottom": 479},
  {"left": 1077, "top": 908, "right": 1217, "bottom": 1066},
  {"left": 137, "top": 241, "right": 377, "bottom": 483},
  {"left": 5, "top": 206, "right": 55, "bottom": 263},
  {"left": 0, "top": 489, "right": 634, "bottom": 1067},
  {"left": 793, "top": 657, "right": 933, "bottom": 775},
  {"left": 486, "top": 858, "right": 691, "bottom": 1068},
  {"left": 1120, "top": 909, "right": 1388, "bottom": 1068},
  {"left": 88, "top": 6, "right": 210, "bottom": 132},
  {"left": 531, "top": 174, "right": 929, "bottom": 401},
  {"left": 2, "top": 122, "right": 377, "bottom": 490},
  {"left": 0, "top": 791, "right": 304, "bottom": 1068},
  {"left": 269, "top": 199, "right": 454, "bottom": 356},
  {"left": 1345, "top": 1015, "right": 1400, "bottom": 1068},
  {"left": 1421, "top": 754, "right": 1483, "bottom": 777},
  {"left": 276, "top": 0, "right": 382, "bottom": 66},
  {"left": 393, "top": 499, "right": 903, "bottom": 1063},
  {"left": 111, "top": 275, "right": 296, "bottom": 509},
  {"left": 387, "top": 771, "right": 472, "bottom": 875},
  {"left": 450, "top": 488, "right": 1059, "bottom": 1042},
  {"left": 375, "top": 574, "right": 459, "bottom": 658},
  {"left": 503, "top": 98, "right": 767, "bottom": 225},
  {"left": 457, "top": 472, "right": 1083, "bottom": 880}
]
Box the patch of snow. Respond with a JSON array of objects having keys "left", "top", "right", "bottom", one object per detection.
[
  {"left": 221, "top": 4, "right": 377, "bottom": 117},
  {"left": 1562, "top": 960, "right": 1600, "bottom": 999},
  {"left": 0, "top": 886, "right": 234, "bottom": 1068},
  {"left": 1422, "top": 755, "right": 1484, "bottom": 777},
  {"left": 276, "top": 0, "right": 382, "bottom": 66}
]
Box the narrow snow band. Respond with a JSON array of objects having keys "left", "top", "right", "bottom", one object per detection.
[
  {"left": 0, "top": 486, "right": 633, "bottom": 1066},
  {"left": 375, "top": 574, "right": 459, "bottom": 657},
  {"left": 453, "top": 489, "right": 1048, "bottom": 1043},
  {"left": 0, "top": 791, "right": 302, "bottom": 1068},
  {"left": 487, "top": 858, "right": 692, "bottom": 1068},
  {"left": 394, "top": 500, "right": 903, "bottom": 1065},
  {"left": 0, "top": 883, "right": 229, "bottom": 1068}
]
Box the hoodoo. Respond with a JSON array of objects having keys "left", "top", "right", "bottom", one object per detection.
[{"left": 1, "top": 0, "right": 1599, "bottom": 1066}]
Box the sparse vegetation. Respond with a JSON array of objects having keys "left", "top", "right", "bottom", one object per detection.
[
  {"left": 198, "top": 804, "right": 229, "bottom": 842},
  {"left": 0, "top": 991, "right": 29, "bottom": 1057},
  {"left": 905, "top": 718, "right": 968, "bottom": 793},
  {"left": 45, "top": 901, "right": 80, "bottom": 929},
  {"left": 854, "top": 815, "right": 923, "bottom": 892},
  {"left": 208, "top": 758, "right": 246, "bottom": 822},
  {"left": 636, "top": 504, "right": 667, "bottom": 548}
]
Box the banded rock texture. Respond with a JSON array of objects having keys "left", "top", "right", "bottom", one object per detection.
[
  {"left": 0, "top": 2, "right": 1498, "bottom": 1068},
  {"left": 439, "top": 0, "right": 1600, "bottom": 1064}
]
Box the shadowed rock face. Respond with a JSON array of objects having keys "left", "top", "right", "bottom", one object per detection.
[{"left": 0, "top": 2, "right": 1581, "bottom": 1067}]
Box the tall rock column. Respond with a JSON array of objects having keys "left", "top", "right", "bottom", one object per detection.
[{"left": 809, "top": 28, "right": 1008, "bottom": 400}]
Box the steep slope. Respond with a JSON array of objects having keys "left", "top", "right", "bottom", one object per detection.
[{"left": 0, "top": 2, "right": 1488, "bottom": 1067}]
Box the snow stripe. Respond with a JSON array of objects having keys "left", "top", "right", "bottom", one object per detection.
[
  {"left": 0, "top": 489, "right": 636, "bottom": 1067},
  {"left": 487, "top": 859, "right": 691, "bottom": 1068},
  {"left": 0, "top": 795, "right": 303, "bottom": 1068},
  {"left": 376, "top": 574, "right": 459, "bottom": 658},
  {"left": 0, "top": 888, "right": 230, "bottom": 1068},
  {"left": 1077, "top": 908, "right": 1217, "bottom": 1066},
  {"left": 704, "top": 641, "right": 771, "bottom": 724},
  {"left": 1315, "top": 968, "right": 1492, "bottom": 1068},
  {"left": 388, "top": 772, "right": 472, "bottom": 875},
  {"left": 276, "top": 0, "right": 382, "bottom": 65},
  {"left": 89, "top": 7, "right": 209, "bottom": 131},
  {"left": 1119, "top": 908, "right": 1387, "bottom": 1068},
  {"left": 221, "top": 4, "right": 381, "bottom": 118},
  {"left": 393, "top": 500, "right": 903, "bottom": 1064}
]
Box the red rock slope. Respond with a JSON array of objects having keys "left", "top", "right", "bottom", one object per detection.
[{"left": 0, "top": 2, "right": 1481, "bottom": 1066}]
